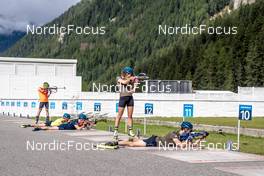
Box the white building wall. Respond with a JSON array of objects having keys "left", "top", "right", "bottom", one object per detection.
[
  {"left": 0, "top": 75, "right": 82, "bottom": 99},
  {"left": 0, "top": 57, "right": 77, "bottom": 77},
  {"left": 0, "top": 57, "right": 82, "bottom": 117},
  {"left": 1, "top": 92, "right": 264, "bottom": 118}
]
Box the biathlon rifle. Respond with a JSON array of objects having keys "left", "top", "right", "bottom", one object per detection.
[
  {"left": 48, "top": 86, "right": 66, "bottom": 93},
  {"left": 75, "top": 112, "right": 108, "bottom": 126},
  {"left": 189, "top": 131, "right": 209, "bottom": 140},
  {"left": 180, "top": 131, "right": 209, "bottom": 141},
  {"left": 134, "top": 73, "right": 149, "bottom": 82}
]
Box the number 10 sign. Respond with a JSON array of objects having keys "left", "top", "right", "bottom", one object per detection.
[
  {"left": 239, "top": 105, "right": 252, "bottom": 121},
  {"left": 237, "top": 104, "right": 253, "bottom": 151}
]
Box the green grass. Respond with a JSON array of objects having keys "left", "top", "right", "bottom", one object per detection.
[
  {"left": 95, "top": 121, "right": 264, "bottom": 155},
  {"left": 144, "top": 117, "right": 264, "bottom": 129},
  {"left": 39, "top": 116, "right": 61, "bottom": 122}
]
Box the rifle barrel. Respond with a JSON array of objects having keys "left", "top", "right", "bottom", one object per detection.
[{"left": 49, "top": 87, "right": 66, "bottom": 89}]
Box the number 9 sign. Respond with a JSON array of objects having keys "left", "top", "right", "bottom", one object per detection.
[{"left": 239, "top": 105, "right": 252, "bottom": 121}]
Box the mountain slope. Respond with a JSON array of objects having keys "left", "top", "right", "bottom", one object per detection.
[
  {"left": 4, "top": 0, "right": 264, "bottom": 91},
  {"left": 0, "top": 31, "right": 25, "bottom": 53}
]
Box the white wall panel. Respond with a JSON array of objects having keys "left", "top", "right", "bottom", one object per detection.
[
  {"left": 16, "top": 64, "right": 35, "bottom": 76},
  {"left": 36, "top": 65, "right": 55, "bottom": 76},
  {"left": 56, "top": 65, "right": 74, "bottom": 77},
  {"left": 0, "top": 63, "right": 14, "bottom": 75}
]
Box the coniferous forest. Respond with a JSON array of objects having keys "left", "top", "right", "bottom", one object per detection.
[{"left": 3, "top": 0, "right": 264, "bottom": 91}]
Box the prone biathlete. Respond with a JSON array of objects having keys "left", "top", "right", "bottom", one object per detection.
[
  {"left": 114, "top": 122, "right": 208, "bottom": 148},
  {"left": 32, "top": 113, "right": 89, "bottom": 131},
  {"left": 20, "top": 113, "right": 71, "bottom": 128},
  {"left": 113, "top": 67, "right": 139, "bottom": 140}
]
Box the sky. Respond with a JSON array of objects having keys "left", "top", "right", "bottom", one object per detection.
[{"left": 0, "top": 0, "right": 80, "bottom": 34}]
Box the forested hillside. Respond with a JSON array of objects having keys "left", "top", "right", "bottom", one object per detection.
[
  {"left": 139, "top": 1, "right": 264, "bottom": 90},
  {"left": 4, "top": 0, "right": 264, "bottom": 91}
]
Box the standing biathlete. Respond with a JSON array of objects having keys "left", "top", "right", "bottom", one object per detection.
[
  {"left": 35, "top": 82, "right": 51, "bottom": 125},
  {"left": 113, "top": 67, "right": 139, "bottom": 140}
]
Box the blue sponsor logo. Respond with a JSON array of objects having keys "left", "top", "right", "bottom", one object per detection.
[
  {"left": 31, "top": 102, "right": 36, "bottom": 108},
  {"left": 76, "top": 102, "right": 82, "bottom": 110},
  {"left": 50, "top": 102, "right": 56, "bottom": 109},
  {"left": 62, "top": 102, "right": 68, "bottom": 110}
]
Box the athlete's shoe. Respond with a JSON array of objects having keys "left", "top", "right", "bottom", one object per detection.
[
  {"left": 105, "top": 141, "right": 118, "bottom": 146},
  {"left": 32, "top": 127, "right": 41, "bottom": 131},
  {"left": 20, "top": 124, "right": 31, "bottom": 128},
  {"left": 97, "top": 141, "right": 119, "bottom": 149},
  {"left": 45, "top": 120, "right": 51, "bottom": 126},
  {"left": 128, "top": 129, "right": 136, "bottom": 137},
  {"left": 113, "top": 135, "right": 119, "bottom": 141},
  {"left": 113, "top": 130, "right": 119, "bottom": 141}
]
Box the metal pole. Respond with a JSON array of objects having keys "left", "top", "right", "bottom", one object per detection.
[
  {"left": 108, "top": 125, "right": 113, "bottom": 132},
  {"left": 237, "top": 119, "right": 240, "bottom": 151},
  {"left": 136, "top": 128, "right": 141, "bottom": 138},
  {"left": 144, "top": 117, "right": 146, "bottom": 135},
  {"left": 125, "top": 117, "right": 128, "bottom": 133}
]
